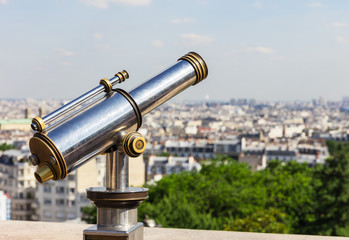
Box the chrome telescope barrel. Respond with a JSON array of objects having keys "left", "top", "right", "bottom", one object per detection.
[
  {"left": 29, "top": 52, "right": 208, "bottom": 183},
  {"left": 31, "top": 70, "right": 129, "bottom": 132}
]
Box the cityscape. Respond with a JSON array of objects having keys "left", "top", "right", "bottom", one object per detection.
[{"left": 0, "top": 96, "right": 349, "bottom": 223}]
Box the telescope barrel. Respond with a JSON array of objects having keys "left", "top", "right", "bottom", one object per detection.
[{"left": 29, "top": 52, "right": 208, "bottom": 183}]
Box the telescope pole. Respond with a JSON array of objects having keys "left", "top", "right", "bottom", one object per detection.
[
  {"left": 106, "top": 151, "right": 129, "bottom": 190},
  {"left": 84, "top": 132, "right": 148, "bottom": 240}
]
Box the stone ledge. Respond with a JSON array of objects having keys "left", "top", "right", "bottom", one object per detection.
[{"left": 1, "top": 220, "right": 349, "bottom": 240}]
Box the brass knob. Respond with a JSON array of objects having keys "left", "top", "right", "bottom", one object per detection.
[
  {"left": 34, "top": 164, "right": 54, "bottom": 183},
  {"left": 122, "top": 131, "right": 146, "bottom": 157}
]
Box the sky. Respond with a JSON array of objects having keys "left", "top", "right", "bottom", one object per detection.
[{"left": 1, "top": 0, "right": 349, "bottom": 102}]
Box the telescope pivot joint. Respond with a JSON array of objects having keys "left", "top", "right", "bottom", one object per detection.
[{"left": 122, "top": 131, "right": 146, "bottom": 157}]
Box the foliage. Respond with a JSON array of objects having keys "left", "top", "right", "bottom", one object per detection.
[
  {"left": 224, "top": 208, "right": 289, "bottom": 233},
  {"left": 0, "top": 143, "right": 16, "bottom": 151},
  {"left": 311, "top": 141, "right": 349, "bottom": 236},
  {"left": 81, "top": 142, "right": 349, "bottom": 236},
  {"left": 81, "top": 206, "right": 97, "bottom": 224},
  {"left": 139, "top": 156, "right": 317, "bottom": 233}
]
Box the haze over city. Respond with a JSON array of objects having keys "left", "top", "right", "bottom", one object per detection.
[{"left": 1, "top": 0, "right": 349, "bottom": 101}]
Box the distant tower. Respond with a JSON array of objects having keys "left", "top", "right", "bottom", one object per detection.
[
  {"left": 39, "top": 108, "right": 45, "bottom": 118},
  {"left": 25, "top": 108, "right": 31, "bottom": 119}
]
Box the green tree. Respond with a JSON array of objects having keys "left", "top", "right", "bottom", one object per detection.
[
  {"left": 81, "top": 206, "right": 97, "bottom": 224},
  {"left": 312, "top": 141, "right": 349, "bottom": 236},
  {"left": 260, "top": 160, "right": 317, "bottom": 233},
  {"left": 224, "top": 208, "right": 289, "bottom": 233},
  {"left": 0, "top": 143, "right": 16, "bottom": 151}
]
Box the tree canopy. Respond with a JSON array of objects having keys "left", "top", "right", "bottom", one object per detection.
[{"left": 82, "top": 141, "right": 349, "bottom": 236}]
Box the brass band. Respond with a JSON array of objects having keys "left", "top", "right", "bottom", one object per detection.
[
  {"left": 115, "top": 70, "right": 129, "bottom": 83},
  {"left": 113, "top": 88, "right": 142, "bottom": 130},
  {"left": 99, "top": 78, "right": 113, "bottom": 93},
  {"left": 32, "top": 117, "right": 45, "bottom": 132},
  {"left": 178, "top": 52, "right": 208, "bottom": 85}
]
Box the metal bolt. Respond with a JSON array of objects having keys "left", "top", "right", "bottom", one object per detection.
[
  {"left": 31, "top": 123, "right": 38, "bottom": 131},
  {"left": 28, "top": 154, "right": 39, "bottom": 166},
  {"left": 49, "top": 156, "right": 57, "bottom": 165}
]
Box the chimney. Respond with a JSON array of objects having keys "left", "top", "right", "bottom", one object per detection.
[
  {"left": 25, "top": 108, "right": 31, "bottom": 119},
  {"left": 39, "top": 108, "right": 45, "bottom": 118}
]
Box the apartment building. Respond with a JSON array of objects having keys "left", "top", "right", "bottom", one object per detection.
[
  {"left": 0, "top": 149, "right": 36, "bottom": 220},
  {"left": 33, "top": 173, "right": 79, "bottom": 222}
]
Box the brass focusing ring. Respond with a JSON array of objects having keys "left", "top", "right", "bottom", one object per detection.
[
  {"left": 115, "top": 70, "right": 129, "bottom": 83},
  {"left": 178, "top": 52, "right": 208, "bottom": 85},
  {"left": 32, "top": 117, "right": 45, "bottom": 132},
  {"left": 122, "top": 132, "right": 146, "bottom": 158},
  {"left": 99, "top": 78, "right": 113, "bottom": 93}
]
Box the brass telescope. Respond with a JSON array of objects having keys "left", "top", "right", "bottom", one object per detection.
[{"left": 28, "top": 52, "right": 208, "bottom": 240}]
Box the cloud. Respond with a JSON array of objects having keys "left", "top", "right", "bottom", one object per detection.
[
  {"left": 171, "top": 18, "right": 195, "bottom": 24},
  {"left": 328, "top": 22, "right": 348, "bottom": 28},
  {"left": 60, "top": 62, "right": 73, "bottom": 66},
  {"left": 308, "top": 1, "right": 323, "bottom": 8},
  {"left": 248, "top": 46, "right": 276, "bottom": 54},
  {"left": 152, "top": 40, "right": 163, "bottom": 47},
  {"left": 252, "top": 1, "right": 262, "bottom": 8},
  {"left": 0, "top": 0, "right": 8, "bottom": 4},
  {"left": 81, "top": 0, "right": 151, "bottom": 8},
  {"left": 54, "top": 48, "right": 75, "bottom": 57},
  {"left": 93, "top": 33, "right": 103, "bottom": 39},
  {"left": 336, "top": 36, "right": 349, "bottom": 44},
  {"left": 180, "top": 33, "right": 214, "bottom": 46}
]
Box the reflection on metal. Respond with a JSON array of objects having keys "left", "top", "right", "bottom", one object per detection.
[{"left": 28, "top": 52, "right": 208, "bottom": 240}]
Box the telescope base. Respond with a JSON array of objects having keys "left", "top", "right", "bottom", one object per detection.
[{"left": 83, "top": 222, "right": 144, "bottom": 240}]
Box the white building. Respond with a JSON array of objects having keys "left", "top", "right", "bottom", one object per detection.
[
  {"left": 0, "top": 191, "right": 11, "bottom": 220},
  {"left": 147, "top": 155, "right": 201, "bottom": 181}
]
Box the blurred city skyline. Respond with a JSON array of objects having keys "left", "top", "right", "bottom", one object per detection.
[{"left": 1, "top": 0, "right": 349, "bottom": 101}]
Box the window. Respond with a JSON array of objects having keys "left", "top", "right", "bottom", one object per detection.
[
  {"left": 43, "top": 210, "right": 52, "bottom": 218},
  {"left": 68, "top": 175, "right": 75, "bottom": 181},
  {"left": 56, "top": 199, "right": 65, "bottom": 206},
  {"left": 56, "top": 187, "right": 65, "bottom": 194},
  {"left": 44, "top": 199, "right": 51, "bottom": 205},
  {"left": 43, "top": 185, "right": 51, "bottom": 193},
  {"left": 56, "top": 211, "right": 65, "bottom": 219},
  {"left": 69, "top": 188, "right": 75, "bottom": 193}
]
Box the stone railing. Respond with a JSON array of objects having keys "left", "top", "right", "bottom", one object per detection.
[{"left": 1, "top": 220, "right": 349, "bottom": 240}]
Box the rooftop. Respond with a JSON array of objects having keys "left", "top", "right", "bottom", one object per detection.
[{"left": 1, "top": 221, "right": 349, "bottom": 240}]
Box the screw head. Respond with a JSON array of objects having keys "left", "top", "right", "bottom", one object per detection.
[
  {"left": 49, "top": 156, "right": 57, "bottom": 165},
  {"left": 28, "top": 154, "right": 39, "bottom": 166}
]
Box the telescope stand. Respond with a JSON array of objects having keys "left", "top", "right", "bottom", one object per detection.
[{"left": 83, "top": 134, "right": 148, "bottom": 240}]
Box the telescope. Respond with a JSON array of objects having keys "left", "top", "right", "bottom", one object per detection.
[{"left": 28, "top": 52, "right": 208, "bottom": 240}]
